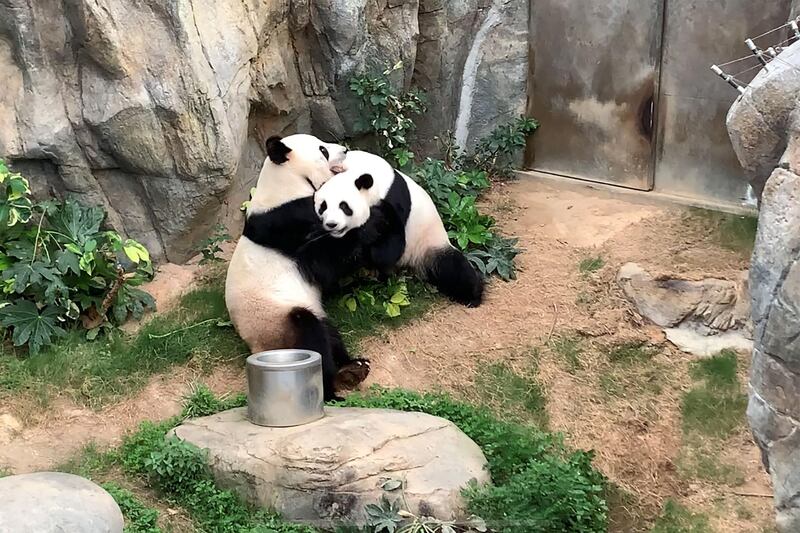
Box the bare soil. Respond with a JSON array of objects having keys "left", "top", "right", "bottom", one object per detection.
[{"left": 0, "top": 178, "right": 772, "bottom": 531}]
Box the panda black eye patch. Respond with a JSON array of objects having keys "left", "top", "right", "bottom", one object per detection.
[
  {"left": 318, "top": 201, "right": 327, "bottom": 215},
  {"left": 319, "top": 146, "right": 329, "bottom": 160},
  {"left": 340, "top": 202, "right": 353, "bottom": 216}
]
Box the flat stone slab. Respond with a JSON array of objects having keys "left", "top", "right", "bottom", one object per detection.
[
  {"left": 172, "top": 407, "right": 490, "bottom": 527},
  {"left": 0, "top": 472, "right": 123, "bottom": 533}
]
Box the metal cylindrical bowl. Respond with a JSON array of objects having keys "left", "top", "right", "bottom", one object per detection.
[{"left": 246, "top": 349, "right": 324, "bottom": 427}]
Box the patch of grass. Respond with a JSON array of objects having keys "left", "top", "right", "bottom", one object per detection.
[
  {"left": 681, "top": 388, "right": 747, "bottom": 438},
  {"left": 56, "top": 442, "right": 116, "bottom": 478},
  {"left": 689, "top": 208, "right": 758, "bottom": 255},
  {"left": 607, "top": 342, "right": 658, "bottom": 365},
  {"left": 102, "top": 483, "right": 163, "bottom": 533},
  {"left": 326, "top": 278, "right": 437, "bottom": 352},
  {"left": 682, "top": 350, "right": 747, "bottom": 438},
  {"left": 551, "top": 334, "right": 584, "bottom": 372},
  {"left": 181, "top": 383, "right": 247, "bottom": 419},
  {"left": 0, "top": 467, "right": 11, "bottom": 478},
  {"left": 651, "top": 499, "right": 711, "bottom": 533},
  {"left": 579, "top": 256, "right": 605, "bottom": 274},
  {"left": 689, "top": 350, "right": 739, "bottom": 389},
  {"left": 475, "top": 359, "right": 548, "bottom": 427},
  {"left": 0, "top": 276, "right": 247, "bottom": 408},
  {"left": 341, "top": 387, "right": 609, "bottom": 533},
  {"left": 604, "top": 484, "right": 650, "bottom": 533},
  {"left": 677, "top": 439, "right": 745, "bottom": 486}
]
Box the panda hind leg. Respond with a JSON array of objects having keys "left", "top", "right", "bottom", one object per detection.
[
  {"left": 324, "top": 319, "right": 371, "bottom": 392},
  {"left": 288, "top": 307, "right": 341, "bottom": 401},
  {"left": 423, "top": 247, "right": 485, "bottom": 308}
]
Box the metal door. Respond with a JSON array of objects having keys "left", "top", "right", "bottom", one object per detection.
[
  {"left": 654, "top": 0, "right": 791, "bottom": 206},
  {"left": 527, "top": 0, "right": 664, "bottom": 190}
]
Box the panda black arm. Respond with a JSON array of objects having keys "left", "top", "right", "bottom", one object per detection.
[
  {"left": 243, "top": 196, "right": 321, "bottom": 256},
  {"left": 362, "top": 201, "right": 406, "bottom": 271}
]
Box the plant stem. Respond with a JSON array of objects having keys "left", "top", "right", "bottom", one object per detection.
[
  {"left": 29, "top": 211, "right": 46, "bottom": 265},
  {"left": 147, "top": 318, "right": 221, "bottom": 340}
]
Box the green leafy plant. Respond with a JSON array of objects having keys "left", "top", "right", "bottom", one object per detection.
[
  {"left": 195, "top": 224, "right": 231, "bottom": 265},
  {"left": 350, "top": 62, "right": 426, "bottom": 168},
  {"left": 337, "top": 273, "right": 413, "bottom": 318},
  {"left": 364, "top": 491, "right": 487, "bottom": 533},
  {"left": 413, "top": 160, "right": 520, "bottom": 281},
  {"left": 102, "top": 483, "right": 163, "bottom": 533},
  {"left": 0, "top": 160, "right": 154, "bottom": 353},
  {"left": 181, "top": 383, "right": 247, "bottom": 419},
  {"left": 465, "top": 117, "right": 539, "bottom": 179}
]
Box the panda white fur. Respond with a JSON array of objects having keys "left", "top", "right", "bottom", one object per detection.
[
  {"left": 225, "top": 134, "right": 369, "bottom": 401},
  {"left": 313, "top": 150, "right": 484, "bottom": 307}
]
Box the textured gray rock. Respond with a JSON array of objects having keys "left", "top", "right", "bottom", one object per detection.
[
  {"left": 0, "top": 472, "right": 123, "bottom": 533},
  {"left": 727, "top": 37, "right": 800, "bottom": 533},
  {"left": 726, "top": 41, "right": 800, "bottom": 198},
  {"left": 617, "top": 262, "right": 752, "bottom": 356},
  {"left": 0, "top": 0, "right": 528, "bottom": 261},
  {"left": 172, "top": 407, "right": 490, "bottom": 528}
]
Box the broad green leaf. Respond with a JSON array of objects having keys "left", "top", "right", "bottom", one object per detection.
[
  {"left": 0, "top": 300, "right": 66, "bottom": 354},
  {"left": 345, "top": 296, "right": 357, "bottom": 313},
  {"left": 384, "top": 302, "right": 401, "bottom": 318}
]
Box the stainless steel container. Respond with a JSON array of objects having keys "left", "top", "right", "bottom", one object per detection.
[{"left": 246, "top": 349, "right": 325, "bottom": 427}]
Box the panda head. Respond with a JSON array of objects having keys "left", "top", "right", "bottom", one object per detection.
[
  {"left": 313, "top": 171, "right": 376, "bottom": 238},
  {"left": 265, "top": 134, "right": 348, "bottom": 190}
]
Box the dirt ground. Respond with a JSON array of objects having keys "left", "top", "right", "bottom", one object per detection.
[{"left": 0, "top": 178, "right": 773, "bottom": 531}]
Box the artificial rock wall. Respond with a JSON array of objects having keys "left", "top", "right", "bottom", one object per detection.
[
  {"left": 727, "top": 40, "right": 800, "bottom": 532},
  {"left": 0, "top": 0, "right": 527, "bottom": 262}
]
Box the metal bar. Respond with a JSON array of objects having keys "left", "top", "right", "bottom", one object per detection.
[{"left": 711, "top": 64, "right": 746, "bottom": 94}]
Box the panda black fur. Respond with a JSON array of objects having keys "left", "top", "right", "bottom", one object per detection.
[
  {"left": 314, "top": 150, "right": 485, "bottom": 307},
  {"left": 225, "top": 134, "right": 369, "bottom": 401}
]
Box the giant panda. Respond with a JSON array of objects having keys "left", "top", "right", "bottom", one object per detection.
[
  {"left": 312, "top": 150, "right": 485, "bottom": 307},
  {"left": 225, "top": 134, "right": 369, "bottom": 401}
]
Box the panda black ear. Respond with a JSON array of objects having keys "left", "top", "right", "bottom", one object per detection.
[
  {"left": 355, "top": 173, "right": 374, "bottom": 190},
  {"left": 266, "top": 136, "right": 292, "bottom": 164}
]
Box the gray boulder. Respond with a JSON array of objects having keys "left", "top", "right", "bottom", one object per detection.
[
  {"left": 617, "top": 262, "right": 752, "bottom": 356},
  {"left": 0, "top": 472, "right": 123, "bottom": 533},
  {"left": 172, "top": 406, "right": 490, "bottom": 528}
]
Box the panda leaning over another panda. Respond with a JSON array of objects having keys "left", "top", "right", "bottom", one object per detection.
[
  {"left": 225, "top": 134, "right": 370, "bottom": 401},
  {"left": 313, "top": 150, "right": 485, "bottom": 307}
]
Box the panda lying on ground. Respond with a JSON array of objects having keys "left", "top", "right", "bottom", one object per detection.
[
  {"left": 312, "top": 150, "right": 485, "bottom": 307},
  {"left": 225, "top": 134, "right": 370, "bottom": 401}
]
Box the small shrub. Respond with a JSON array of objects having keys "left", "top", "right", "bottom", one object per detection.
[
  {"left": 463, "top": 117, "right": 540, "bottom": 179},
  {"left": 0, "top": 160, "right": 154, "bottom": 353},
  {"left": 102, "top": 483, "right": 163, "bottom": 533},
  {"left": 350, "top": 61, "right": 426, "bottom": 169},
  {"left": 195, "top": 224, "right": 232, "bottom": 265}
]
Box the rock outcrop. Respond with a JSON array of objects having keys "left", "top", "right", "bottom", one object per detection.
[
  {"left": 727, "top": 41, "right": 800, "bottom": 532},
  {"left": 617, "top": 262, "right": 752, "bottom": 356},
  {"left": 0, "top": 0, "right": 528, "bottom": 262},
  {"left": 172, "top": 406, "right": 490, "bottom": 528},
  {"left": 0, "top": 472, "right": 124, "bottom": 533}
]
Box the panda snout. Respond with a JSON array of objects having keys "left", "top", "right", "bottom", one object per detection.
[{"left": 325, "top": 221, "right": 338, "bottom": 230}]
